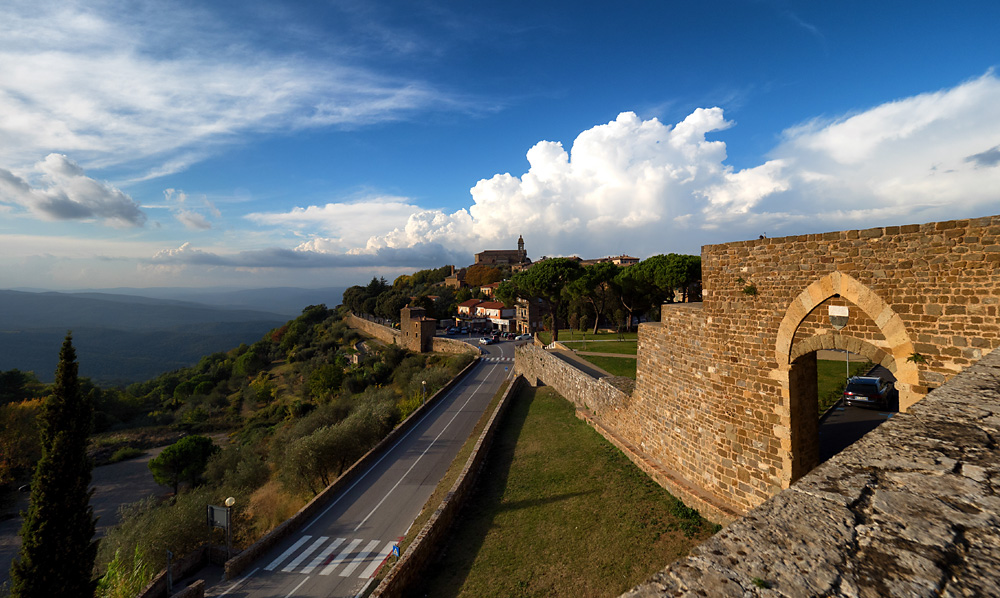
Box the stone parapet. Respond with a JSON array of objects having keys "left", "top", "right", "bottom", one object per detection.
[
  {"left": 621, "top": 346, "right": 1000, "bottom": 598},
  {"left": 345, "top": 314, "right": 401, "bottom": 345},
  {"left": 514, "top": 343, "right": 630, "bottom": 413}
]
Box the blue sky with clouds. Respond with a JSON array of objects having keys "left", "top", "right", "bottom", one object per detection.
[{"left": 1, "top": 0, "right": 999, "bottom": 290}]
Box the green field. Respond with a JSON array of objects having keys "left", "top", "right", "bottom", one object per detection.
[
  {"left": 538, "top": 328, "right": 638, "bottom": 345},
  {"left": 411, "top": 385, "right": 717, "bottom": 597},
  {"left": 559, "top": 339, "right": 638, "bottom": 355},
  {"left": 578, "top": 354, "right": 638, "bottom": 379}
]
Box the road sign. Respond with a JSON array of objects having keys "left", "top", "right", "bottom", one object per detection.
[
  {"left": 828, "top": 305, "right": 849, "bottom": 330},
  {"left": 392, "top": 544, "right": 400, "bottom": 558},
  {"left": 207, "top": 505, "right": 229, "bottom": 529}
]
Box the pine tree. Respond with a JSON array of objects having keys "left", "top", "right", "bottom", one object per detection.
[{"left": 9, "top": 333, "right": 98, "bottom": 597}]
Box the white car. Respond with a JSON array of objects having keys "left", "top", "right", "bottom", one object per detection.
[
  {"left": 515, "top": 333, "right": 533, "bottom": 341},
  {"left": 479, "top": 337, "right": 494, "bottom": 345}
]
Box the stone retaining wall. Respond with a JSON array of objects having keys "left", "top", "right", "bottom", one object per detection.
[
  {"left": 372, "top": 376, "right": 524, "bottom": 597},
  {"left": 345, "top": 314, "right": 401, "bottom": 345},
  {"left": 223, "top": 356, "right": 480, "bottom": 579},
  {"left": 345, "top": 314, "right": 477, "bottom": 355},
  {"left": 136, "top": 545, "right": 221, "bottom": 598},
  {"left": 513, "top": 343, "right": 629, "bottom": 413},
  {"left": 622, "top": 346, "right": 1000, "bottom": 598}
]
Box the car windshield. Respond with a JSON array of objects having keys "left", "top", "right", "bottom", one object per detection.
[{"left": 846, "top": 381, "right": 878, "bottom": 393}]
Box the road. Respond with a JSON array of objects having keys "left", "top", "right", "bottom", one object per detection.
[
  {"left": 213, "top": 338, "right": 518, "bottom": 598},
  {"left": 818, "top": 365, "right": 898, "bottom": 462}
]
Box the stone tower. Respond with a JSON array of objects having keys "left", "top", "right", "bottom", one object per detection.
[{"left": 400, "top": 305, "right": 436, "bottom": 353}]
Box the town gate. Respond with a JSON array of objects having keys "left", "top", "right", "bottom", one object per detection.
[{"left": 607, "top": 215, "right": 1000, "bottom": 519}]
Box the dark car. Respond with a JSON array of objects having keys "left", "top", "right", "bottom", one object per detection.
[{"left": 843, "top": 376, "right": 892, "bottom": 409}]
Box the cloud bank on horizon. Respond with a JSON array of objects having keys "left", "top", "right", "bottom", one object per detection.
[{"left": 226, "top": 72, "right": 1000, "bottom": 268}]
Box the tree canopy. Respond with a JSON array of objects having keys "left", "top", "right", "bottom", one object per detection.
[
  {"left": 502, "top": 258, "right": 582, "bottom": 341},
  {"left": 10, "top": 334, "right": 97, "bottom": 598},
  {"left": 148, "top": 435, "right": 219, "bottom": 495}
]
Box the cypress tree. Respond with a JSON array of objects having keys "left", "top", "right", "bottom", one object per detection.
[{"left": 9, "top": 333, "right": 98, "bottom": 597}]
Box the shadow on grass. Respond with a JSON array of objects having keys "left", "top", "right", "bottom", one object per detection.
[{"left": 409, "top": 385, "right": 538, "bottom": 598}]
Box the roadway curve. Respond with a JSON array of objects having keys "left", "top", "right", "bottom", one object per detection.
[{"left": 212, "top": 338, "right": 520, "bottom": 598}]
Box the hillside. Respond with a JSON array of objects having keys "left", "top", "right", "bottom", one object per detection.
[{"left": 0, "top": 290, "right": 286, "bottom": 383}]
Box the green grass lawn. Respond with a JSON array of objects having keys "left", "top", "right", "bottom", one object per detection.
[
  {"left": 559, "top": 340, "right": 638, "bottom": 355},
  {"left": 538, "top": 329, "right": 638, "bottom": 345},
  {"left": 578, "top": 354, "right": 638, "bottom": 379},
  {"left": 412, "top": 385, "right": 717, "bottom": 598}
]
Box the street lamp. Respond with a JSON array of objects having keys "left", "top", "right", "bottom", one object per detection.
[
  {"left": 225, "top": 497, "right": 235, "bottom": 560},
  {"left": 422, "top": 380, "right": 427, "bottom": 403},
  {"left": 828, "top": 304, "right": 850, "bottom": 381}
]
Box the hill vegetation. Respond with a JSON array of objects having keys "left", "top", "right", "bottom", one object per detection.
[{"left": 0, "top": 304, "right": 472, "bottom": 596}]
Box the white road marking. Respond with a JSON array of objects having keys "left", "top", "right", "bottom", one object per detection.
[
  {"left": 265, "top": 536, "right": 312, "bottom": 571},
  {"left": 282, "top": 536, "right": 328, "bottom": 572},
  {"left": 299, "top": 362, "right": 484, "bottom": 533},
  {"left": 218, "top": 567, "right": 259, "bottom": 596},
  {"left": 284, "top": 576, "right": 309, "bottom": 597},
  {"left": 340, "top": 539, "right": 381, "bottom": 577},
  {"left": 320, "top": 538, "right": 362, "bottom": 576},
  {"left": 301, "top": 537, "right": 345, "bottom": 574},
  {"left": 352, "top": 362, "right": 499, "bottom": 532},
  {"left": 359, "top": 541, "right": 396, "bottom": 578}
]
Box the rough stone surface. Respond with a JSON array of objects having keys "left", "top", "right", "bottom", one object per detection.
[{"left": 621, "top": 347, "right": 1000, "bottom": 597}]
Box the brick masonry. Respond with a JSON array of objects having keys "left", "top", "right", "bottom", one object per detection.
[
  {"left": 621, "top": 343, "right": 1000, "bottom": 598},
  {"left": 515, "top": 214, "right": 1000, "bottom": 521},
  {"left": 610, "top": 215, "right": 1000, "bottom": 518}
]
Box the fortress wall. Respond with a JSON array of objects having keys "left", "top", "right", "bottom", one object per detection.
[
  {"left": 345, "top": 314, "right": 400, "bottom": 345},
  {"left": 514, "top": 343, "right": 629, "bottom": 412},
  {"left": 627, "top": 215, "right": 1000, "bottom": 516},
  {"left": 622, "top": 346, "right": 1000, "bottom": 598}
]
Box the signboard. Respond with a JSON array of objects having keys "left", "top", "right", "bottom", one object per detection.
[
  {"left": 828, "top": 305, "right": 849, "bottom": 330},
  {"left": 207, "top": 505, "right": 229, "bottom": 529}
]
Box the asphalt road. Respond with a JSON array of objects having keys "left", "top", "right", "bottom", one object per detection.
[
  {"left": 818, "top": 365, "right": 898, "bottom": 462},
  {"left": 212, "top": 339, "right": 517, "bottom": 598}
]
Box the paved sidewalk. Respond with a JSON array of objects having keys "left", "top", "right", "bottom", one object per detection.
[{"left": 549, "top": 350, "right": 612, "bottom": 378}]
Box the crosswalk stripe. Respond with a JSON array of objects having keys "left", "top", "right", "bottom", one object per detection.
[
  {"left": 340, "top": 539, "right": 381, "bottom": 577},
  {"left": 359, "top": 541, "right": 396, "bottom": 578},
  {"left": 265, "top": 535, "right": 312, "bottom": 571},
  {"left": 301, "top": 537, "right": 344, "bottom": 574},
  {"left": 320, "top": 538, "right": 362, "bottom": 576},
  {"left": 282, "top": 536, "right": 328, "bottom": 572}
]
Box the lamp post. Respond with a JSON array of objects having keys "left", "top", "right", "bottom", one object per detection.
[
  {"left": 225, "top": 496, "right": 235, "bottom": 561},
  {"left": 828, "top": 304, "right": 850, "bottom": 381},
  {"left": 422, "top": 380, "right": 427, "bottom": 404}
]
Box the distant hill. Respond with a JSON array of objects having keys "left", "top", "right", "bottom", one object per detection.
[
  {"left": 43, "top": 286, "right": 349, "bottom": 317},
  {"left": 0, "top": 290, "right": 289, "bottom": 384}
]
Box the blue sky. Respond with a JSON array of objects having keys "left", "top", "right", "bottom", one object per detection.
[{"left": 1, "top": 0, "right": 999, "bottom": 290}]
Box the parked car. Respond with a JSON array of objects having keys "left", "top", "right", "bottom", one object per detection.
[
  {"left": 843, "top": 376, "right": 892, "bottom": 409},
  {"left": 479, "top": 336, "right": 494, "bottom": 345},
  {"left": 447, "top": 327, "right": 458, "bottom": 335},
  {"left": 460, "top": 327, "right": 468, "bottom": 334},
  {"left": 515, "top": 333, "right": 533, "bottom": 341}
]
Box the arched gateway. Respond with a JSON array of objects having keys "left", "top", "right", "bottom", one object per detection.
[
  {"left": 577, "top": 215, "right": 1000, "bottom": 522},
  {"left": 773, "top": 271, "right": 920, "bottom": 481}
]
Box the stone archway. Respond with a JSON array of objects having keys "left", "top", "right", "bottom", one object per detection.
[{"left": 773, "top": 271, "right": 920, "bottom": 485}]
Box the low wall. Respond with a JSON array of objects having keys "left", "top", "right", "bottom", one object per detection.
[
  {"left": 372, "top": 376, "right": 524, "bottom": 597},
  {"left": 137, "top": 545, "right": 220, "bottom": 598},
  {"left": 513, "top": 343, "right": 629, "bottom": 413},
  {"left": 345, "top": 314, "right": 400, "bottom": 345},
  {"left": 223, "top": 356, "right": 480, "bottom": 579},
  {"left": 622, "top": 347, "right": 1000, "bottom": 597}
]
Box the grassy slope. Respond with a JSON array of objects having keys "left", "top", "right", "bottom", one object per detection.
[
  {"left": 578, "top": 354, "right": 638, "bottom": 378},
  {"left": 413, "top": 385, "right": 716, "bottom": 598}
]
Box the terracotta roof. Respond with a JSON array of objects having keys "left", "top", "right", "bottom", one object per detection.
[
  {"left": 458, "top": 299, "right": 482, "bottom": 308},
  {"left": 476, "top": 301, "right": 508, "bottom": 310}
]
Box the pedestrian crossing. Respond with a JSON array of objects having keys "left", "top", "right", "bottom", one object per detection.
[
  {"left": 265, "top": 535, "right": 395, "bottom": 578},
  {"left": 484, "top": 356, "right": 513, "bottom": 363}
]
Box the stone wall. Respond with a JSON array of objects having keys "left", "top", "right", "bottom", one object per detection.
[
  {"left": 622, "top": 346, "right": 1000, "bottom": 598},
  {"left": 431, "top": 336, "right": 479, "bottom": 355},
  {"left": 514, "top": 343, "right": 630, "bottom": 413},
  {"left": 616, "top": 215, "right": 1000, "bottom": 517},
  {"left": 345, "top": 314, "right": 400, "bottom": 345}
]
